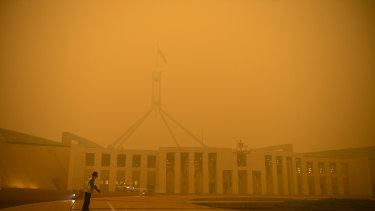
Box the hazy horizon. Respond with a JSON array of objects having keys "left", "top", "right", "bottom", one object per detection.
[{"left": 1, "top": 0, "right": 374, "bottom": 152}]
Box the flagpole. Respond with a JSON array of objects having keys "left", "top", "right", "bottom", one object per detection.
[{"left": 156, "top": 43, "right": 159, "bottom": 70}]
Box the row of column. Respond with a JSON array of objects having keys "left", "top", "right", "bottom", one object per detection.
[
  {"left": 84, "top": 151, "right": 349, "bottom": 195},
  {"left": 265, "top": 155, "right": 348, "bottom": 196}
]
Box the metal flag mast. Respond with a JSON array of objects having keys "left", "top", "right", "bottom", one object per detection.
[{"left": 109, "top": 46, "right": 206, "bottom": 149}]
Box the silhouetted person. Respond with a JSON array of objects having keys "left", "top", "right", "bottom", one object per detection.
[{"left": 82, "top": 171, "right": 100, "bottom": 211}]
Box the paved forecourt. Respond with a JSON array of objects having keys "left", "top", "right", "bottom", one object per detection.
[
  {"left": 0, "top": 195, "right": 226, "bottom": 211},
  {"left": 71, "top": 195, "right": 223, "bottom": 211}
]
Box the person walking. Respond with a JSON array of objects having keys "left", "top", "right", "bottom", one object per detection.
[{"left": 82, "top": 171, "right": 101, "bottom": 211}]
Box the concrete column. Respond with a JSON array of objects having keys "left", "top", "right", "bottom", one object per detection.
[
  {"left": 203, "top": 152, "right": 209, "bottom": 194},
  {"left": 141, "top": 154, "right": 147, "bottom": 189},
  {"left": 247, "top": 168, "right": 253, "bottom": 195},
  {"left": 155, "top": 152, "right": 160, "bottom": 193},
  {"left": 327, "top": 176, "right": 333, "bottom": 196},
  {"left": 313, "top": 161, "right": 320, "bottom": 195},
  {"left": 282, "top": 156, "right": 289, "bottom": 195},
  {"left": 175, "top": 152, "right": 181, "bottom": 193},
  {"left": 301, "top": 159, "right": 308, "bottom": 195},
  {"left": 125, "top": 152, "right": 132, "bottom": 186},
  {"left": 158, "top": 152, "right": 166, "bottom": 193},
  {"left": 325, "top": 161, "right": 333, "bottom": 195},
  {"left": 261, "top": 169, "right": 267, "bottom": 195},
  {"left": 216, "top": 152, "right": 223, "bottom": 194},
  {"left": 189, "top": 151, "right": 195, "bottom": 193},
  {"left": 95, "top": 151, "right": 101, "bottom": 171},
  {"left": 233, "top": 168, "right": 238, "bottom": 194},
  {"left": 109, "top": 152, "right": 117, "bottom": 192},
  {"left": 94, "top": 151, "right": 102, "bottom": 191},
  {"left": 292, "top": 157, "right": 299, "bottom": 195},
  {"left": 272, "top": 155, "right": 278, "bottom": 195},
  {"left": 337, "top": 163, "right": 343, "bottom": 196}
]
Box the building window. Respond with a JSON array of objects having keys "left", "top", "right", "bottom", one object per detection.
[
  {"left": 147, "top": 171, "right": 156, "bottom": 192},
  {"left": 306, "top": 162, "right": 313, "bottom": 175},
  {"left": 208, "top": 153, "right": 217, "bottom": 194},
  {"left": 223, "top": 170, "right": 233, "bottom": 194},
  {"left": 343, "top": 177, "right": 350, "bottom": 195},
  {"left": 329, "top": 163, "right": 336, "bottom": 174},
  {"left": 166, "top": 153, "right": 175, "bottom": 169},
  {"left": 180, "top": 152, "right": 189, "bottom": 193},
  {"left": 252, "top": 171, "right": 262, "bottom": 195},
  {"left": 238, "top": 170, "right": 248, "bottom": 194},
  {"left": 318, "top": 162, "right": 325, "bottom": 174},
  {"left": 296, "top": 158, "right": 302, "bottom": 175},
  {"left": 276, "top": 156, "right": 283, "bottom": 175},
  {"left": 100, "top": 170, "right": 110, "bottom": 192},
  {"left": 286, "top": 157, "right": 294, "bottom": 195},
  {"left": 132, "top": 171, "right": 141, "bottom": 188},
  {"left": 276, "top": 156, "right": 284, "bottom": 194},
  {"left": 265, "top": 155, "right": 272, "bottom": 167},
  {"left": 194, "top": 152, "right": 203, "bottom": 193},
  {"left": 148, "top": 155, "right": 156, "bottom": 168},
  {"left": 133, "top": 155, "right": 141, "bottom": 168},
  {"left": 116, "top": 170, "right": 125, "bottom": 191},
  {"left": 194, "top": 152, "right": 203, "bottom": 171},
  {"left": 101, "top": 153, "right": 111, "bottom": 167},
  {"left": 117, "top": 154, "right": 126, "bottom": 167},
  {"left": 166, "top": 152, "right": 175, "bottom": 193},
  {"left": 320, "top": 176, "right": 327, "bottom": 195},
  {"left": 265, "top": 155, "right": 273, "bottom": 195},
  {"left": 85, "top": 153, "right": 95, "bottom": 166},
  {"left": 237, "top": 152, "right": 247, "bottom": 167},
  {"left": 307, "top": 175, "right": 315, "bottom": 195},
  {"left": 276, "top": 156, "right": 281, "bottom": 165},
  {"left": 331, "top": 176, "right": 338, "bottom": 195}
]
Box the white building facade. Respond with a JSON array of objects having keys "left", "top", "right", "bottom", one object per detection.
[{"left": 67, "top": 143, "right": 373, "bottom": 196}]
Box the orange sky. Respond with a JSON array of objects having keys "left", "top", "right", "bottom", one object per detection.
[{"left": 0, "top": 0, "right": 374, "bottom": 152}]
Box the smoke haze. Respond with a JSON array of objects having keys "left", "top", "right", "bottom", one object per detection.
[{"left": 0, "top": 0, "right": 374, "bottom": 152}]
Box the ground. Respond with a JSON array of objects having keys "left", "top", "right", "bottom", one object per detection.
[{"left": 0, "top": 189, "right": 374, "bottom": 211}]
